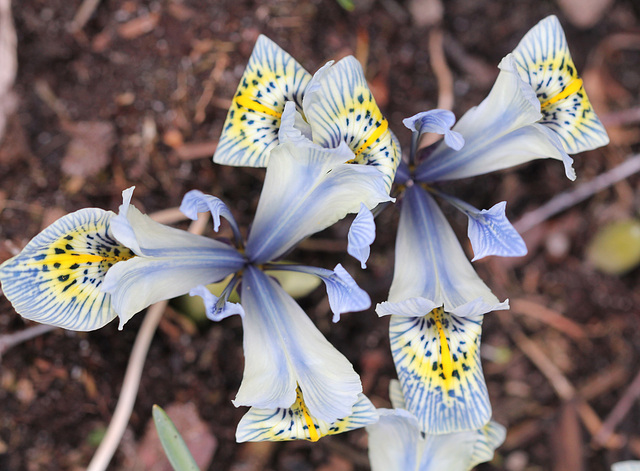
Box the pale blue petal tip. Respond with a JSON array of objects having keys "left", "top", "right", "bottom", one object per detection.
[
  {"left": 347, "top": 203, "right": 376, "bottom": 269},
  {"left": 180, "top": 189, "right": 230, "bottom": 231},
  {"left": 402, "top": 110, "right": 464, "bottom": 151},
  {"left": 190, "top": 284, "right": 245, "bottom": 321},
  {"left": 467, "top": 201, "right": 528, "bottom": 261},
  {"left": 376, "top": 297, "right": 439, "bottom": 318},
  {"left": 325, "top": 264, "right": 371, "bottom": 322}
]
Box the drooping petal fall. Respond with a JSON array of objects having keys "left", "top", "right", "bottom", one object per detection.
[
  {"left": 245, "top": 139, "right": 392, "bottom": 264},
  {"left": 510, "top": 15, "right": 609, "bottom": 154},
  {"left": 0, "top": 208, "right": 133, "bottom": 331},
  {"left": 387, "top": 306, "right": 491, "bottom": 434},
  {"left": 213, "top": 35, "right": 312, "bottom": 167},
  {"left": 234, "top": 266, "right": 362, "bottom": 424},
  {"left": 415, "top": 55, "right": 576, "bottom": 183},
  {"left": 236, "top": 388, "right": 377, "bottom": 442},
  {"left": 302, "top": 56, "right": 400, "bottom": 192},
  {"left": 383, "top": 184, "right": 507, "bottom": 317}
]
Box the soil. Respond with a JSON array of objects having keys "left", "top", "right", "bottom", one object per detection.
[{"left": 1, "top": 1, "right": 640, "bottom": 470}]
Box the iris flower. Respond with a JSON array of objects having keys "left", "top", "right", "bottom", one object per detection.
[
  {"left": 377, "top": 15, "right": 609, "bottom": 435},
  {"left": 213, "top": 34, "right": 400, "bottom": 260},
  {"left": 0, "top": 39, "right": 398, "bottom": 432},
  {"left": 214, "top": 35, "right": 400, "bottom": 190},
  {"left": 365, "top": 380, "right": 505, "bottom": 471}
]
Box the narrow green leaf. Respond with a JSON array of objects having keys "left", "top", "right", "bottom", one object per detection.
[
  {"left": 152, "top": 404, "right": 200, "bottom": 471},
  {"left": 336, "top": 0, "right": 355, "bottom": 11}
]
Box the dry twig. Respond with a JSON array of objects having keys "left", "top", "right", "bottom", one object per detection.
[
  {"left": 428, "top": 28, "right": 454, "bottom": 111},
  {"left": 499, "top": 312, "right": 625, "bottom": 448},
  {"left": 514, "top": 154, "right": 640, "bottom": 234},
  {"left": 68, "top": 0, "right": 103, "bottom": 33},
  {"left": 0, "top": 324, "right": 57, "bottom": 361},
  {"left": 592, "top": 367, "right": 640, "bottom": 448}
]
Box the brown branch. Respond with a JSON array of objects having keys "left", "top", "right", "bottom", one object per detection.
[
  {"left": 514, "top": 154, "right": 640, "bottom": 234},
  {"left": 592, "top": 367, "right": 640, "bottom": 448}
]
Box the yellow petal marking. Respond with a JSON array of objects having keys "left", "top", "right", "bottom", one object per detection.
[
  {"left": 540, "top": 77, "right": 583, "bottom": 109},
  {"left": 235, "top": 95, "right": 282, "bottom": 119},
  {"left": 295, "top": 387, "right": 320, "bottom": 442},
  {"left": 354, "top": 117, "right": 389, "bottom": 156},
  {"left": 433, "top": 306, "right": 454, "bottom": 382}
]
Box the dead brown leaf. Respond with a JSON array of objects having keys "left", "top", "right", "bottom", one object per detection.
[{"left": 61, "top": 121, "right": 116, "bottom": 177}]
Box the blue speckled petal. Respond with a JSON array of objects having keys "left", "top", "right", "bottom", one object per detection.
[
  {"left": 213, "top": 35, "right": 312, "bottom": 167},
  {"left": 236, "top": 390, "right": 377, "bottom": 442},
  {"left": 510, "top": 15, "right": 609, "bottom": 154},
  {"left": 303, "top": 56, "right": 400, "bottom": 192},
  {"left": 0, "top": 208, "right": 130, "bottom": 331}
]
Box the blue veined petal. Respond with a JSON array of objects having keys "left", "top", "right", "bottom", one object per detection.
[
  {"left": 367, "top": 410, "right": 504, "bottom": 471},
  {"left": 103, "top": 247, "right": 245, "bottom": 329},
  {"left": 388, "top": 379, "right": 406, "bottom": 410},
  {"left": 466, "top": 201, "right": 527, "bottom": 261},
  {"left": 189, "top": 284, "right": 244, "bottom": 321},
  {"left": 213, "top": 35, "right": 312, "bottom": 167},
  {"left": 179, "top": 190, "right": 243, "bottom": 245},
  {"left": 234, "top": 265, "right": 362, "bottom": 423},
  {"left": 415, "top": 55, "right": 576, "bottom": 183},
  {"left": 348, "top": 203, "right": 375, "bottom": 269},
  {"left": 103, "top": 189, "right": 245, "bottom": 328},
  {"left": 302, "top": 56, "right": 400, "bottom": 192},
  {"left": 469, "top": 421, "right": 507, "bottom": 469},
  {"left": 180, "top": 190, "right": 240, "bottom": 233},
  {"left": 0, "top": 208, "right": 133, "bottom": 331},
  {"left": 236, "top": 389, "right": 378, "bottom": 442},
  {"left": 510, "top": 15, "right": 609, "bottom": 154},
  {"left": 384, "top": 185, "right": 507, "bottom": 317},
  {"left": 245, "top": 139, "right": 392, "bottom": 264},
  {"left": 435, "top": 192, "right": 527, "bottom": 261},
  {"left": 389, "top": 306, "right": 490, "bottom": 434},
  {"left": 269, "top": 263, "right": 371, "bottom": 322},
  {"left": 278, "top": 100, "right": 313, "bottom": 145},
  {"left": 376, "top": 297, "right": 438, "bottom": 318},
  {"left": 403, "top": 110, "right": 464, "bottom": 151}
]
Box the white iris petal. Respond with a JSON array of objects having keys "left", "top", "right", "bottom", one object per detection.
[
  {"left": 234, "top": 266, "right": 362, "bottom": 423},
  {"left": 415, "top": 55, "right": 575, "bottom": 183},
  {"left": 384, "top": 185, "right": 507, "bottom": 315},
  {"left": 245, "top": 140, "right": 392, "bottom": 264}
]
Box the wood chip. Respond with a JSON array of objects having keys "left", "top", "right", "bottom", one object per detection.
[{"left": 117, "top": 12, "right": 160, "bottom": 40}]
